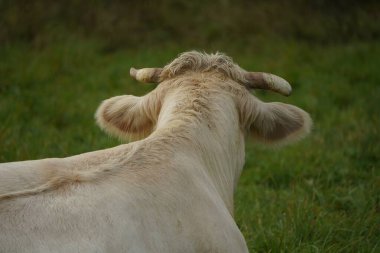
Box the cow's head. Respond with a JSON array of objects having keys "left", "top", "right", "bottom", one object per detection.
[{"left": 96, "top": 51, "right": 311, "bottom": 145}]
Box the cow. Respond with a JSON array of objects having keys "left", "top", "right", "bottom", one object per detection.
[{"left": 0, "top": 51, "right": 312, "bottom": 253}]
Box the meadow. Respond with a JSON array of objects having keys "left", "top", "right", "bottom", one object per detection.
[{"left": 0, "top": 35, "right": 379, "bottom": 252}]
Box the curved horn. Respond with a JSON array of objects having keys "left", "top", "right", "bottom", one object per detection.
[
  {"left": 130, "top": 67, "right": 163, "bottom": 83},
  {"left": 244, "top": 72, "right": 292, "bottom": 96}
]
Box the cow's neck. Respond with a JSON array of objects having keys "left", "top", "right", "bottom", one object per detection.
[{"left": 149, "top": 91, "right": 246, "bottom": 214}]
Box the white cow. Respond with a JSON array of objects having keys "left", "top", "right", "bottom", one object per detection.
[{"left": 0, "top": 51, "right": 312, "bottom": 253}]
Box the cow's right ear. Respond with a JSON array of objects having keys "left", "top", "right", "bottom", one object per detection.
[
  {"left": 95, "top": 91, "right": 163, "bottom": 140},
  {"left": 240, "top": 96, "right": 312, "bottom": 146}
]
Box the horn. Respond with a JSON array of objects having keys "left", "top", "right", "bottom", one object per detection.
[
  {"left": 130, "top": 68, "right": 163, "bottom": 83},
  {"left": 244, "top": 72, "right": 292, "bottom": 96}
]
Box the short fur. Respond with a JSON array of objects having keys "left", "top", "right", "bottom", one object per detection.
[{"left": 0, "top": 51, "right": 312, "bottom": 253}]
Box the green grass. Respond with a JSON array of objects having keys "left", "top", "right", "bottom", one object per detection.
[{"left": 0, "top": 38, "right": 379, "bottom": 252}]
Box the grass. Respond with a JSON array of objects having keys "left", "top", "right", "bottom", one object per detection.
[{"left": 0, "top": 37, "right": 379, "bottom": 252}]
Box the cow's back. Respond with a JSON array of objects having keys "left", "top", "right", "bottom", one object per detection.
[{"left": 0, "top": 154, "right": 247, "bottom": 253}]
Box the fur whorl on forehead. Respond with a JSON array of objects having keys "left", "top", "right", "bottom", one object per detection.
[{"left": 160, "top": 51, "right": 248, "bottom": 83}]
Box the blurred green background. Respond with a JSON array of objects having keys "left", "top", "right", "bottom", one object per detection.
[{"left": 0, "top": 0, "right": 379, "bottom": 252}]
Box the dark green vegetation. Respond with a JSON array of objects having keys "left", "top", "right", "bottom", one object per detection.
[
  {"left": 0, "top": 1, "right": 379, "bottom": 252},
  {"left": 1, "top": 0, "right": 379, "bottom": 48}
]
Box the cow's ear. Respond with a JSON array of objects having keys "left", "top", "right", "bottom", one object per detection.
[
  {"left": 95, "top": 91, "right": 163, "bottom": 140},
  {"left": 241, "top": 96, "right": 312, "bottom": 146}
]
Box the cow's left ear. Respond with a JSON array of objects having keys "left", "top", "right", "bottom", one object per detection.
[
  {"left": 240, "top": 96, "right": 312, "bottom": 146},
  {"left": 95, "top": 90, "right": 163, "bottom": 140}
]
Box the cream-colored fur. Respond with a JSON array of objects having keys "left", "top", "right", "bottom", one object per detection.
[{"left": 0, "top": 51, "right": 311, "bottom": 253}]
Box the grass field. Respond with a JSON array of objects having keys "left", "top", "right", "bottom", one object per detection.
[{"left": 0, "top": 37, "right": 379, "bottom": 252}]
